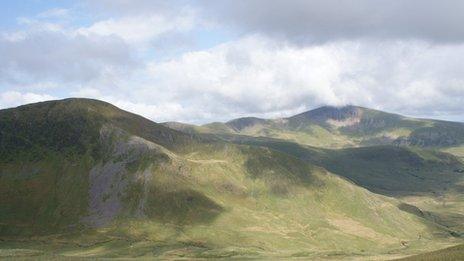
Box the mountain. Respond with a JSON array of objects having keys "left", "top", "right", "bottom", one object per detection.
[
  {"left": 0, "top": 98, "right": 197, "bottom": 233},
  {"left": 1, "top": 99, "right": 463, "bottom": 259},
  {"left": 168, "top": 105, "right": 464, "bottom": 149}
]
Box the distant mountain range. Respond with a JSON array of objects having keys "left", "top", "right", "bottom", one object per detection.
[
  {"left": 164, "top": 105, "right": 464, "bottom": 148},
  {"left": 1, "top": 98, "right": 463, "bottom": 259}
]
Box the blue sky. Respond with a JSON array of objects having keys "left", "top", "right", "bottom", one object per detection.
[
  {"left": 0, "top": 0, "right": 463, "bottom": 123},
  {"left": 0, "top": 1, "right": 62, "bottom": 26}
]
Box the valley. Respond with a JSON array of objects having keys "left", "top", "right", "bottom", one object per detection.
[{"left": 0, "top": 99, "right": 463, "bottom": 259}]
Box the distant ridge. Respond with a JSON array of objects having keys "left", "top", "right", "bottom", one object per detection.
[
  {"left": 290, "top": 105, "right": 367, "bottom": 121},
  {"left": 164, "top": 105, "right": 464, "bottom": 148}
]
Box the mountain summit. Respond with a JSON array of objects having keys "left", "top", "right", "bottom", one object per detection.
[{"left": 290, "top": 105, "right": 367, "bottom": 122}]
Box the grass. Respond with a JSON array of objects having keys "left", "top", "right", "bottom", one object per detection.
[
  {"left": 313, "top": 146, "right": 463, "bottom": 196},
  {"left": 442, "top": 146, "right": 464, "bottom": 161},
  {"left": 396, "top": 243, "right": 464, "bottom": 260},
  {"left": 214, "top": 134, "right": 464, "bottom": 195},
  {"left": 0, "top": 152, "right": 95, "bottom": 236},
  {"left": 215, "top": 136, "right": 464, "bottom": 238},
  {"left": 2, "top": 139, "right": 457, "bottom": 259}
]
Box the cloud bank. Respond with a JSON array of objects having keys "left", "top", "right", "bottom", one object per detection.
[
  {"left": 0, "top": 1, "right": 463, "bottom": 123},
  {"left": 200, "top": 0, "right": 464, "bottom": 44}
]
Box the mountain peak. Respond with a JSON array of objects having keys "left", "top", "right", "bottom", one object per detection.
[
  {"left": 0, "top": 98, "right": 194, "bottom": 157},
  {"left": 4, "top": 98, "right": 126, "bottom": 122},
  {"left": 289, "top": 105, "right": 366, "bottom": 122},
  {"left": 12, "top": 97, "right": 114, "bottom": 110}
]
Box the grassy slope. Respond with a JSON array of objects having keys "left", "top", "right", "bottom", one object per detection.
[
  {"left": 162, "top": 107, "right": 464, "bottom": 259},
  {"left": 0, "top": 142, "right": 455, "bottom": 259},
  {"left": 110, "top": 144, "right": 456, "bottom": 259},
  {"left": 214, "top": 135, "right": 464, "bottom": 237},
  {"left": 396, "top": 243, "right": 464, "bottom": 261},
  {"left": 313, "top": 146, "right": 464, "bottom": 195},
  {"left": 213, "top": 134, "right": 464, "bottom": 195},
  {"left": 0, "top": 99, "right": 459, "bottom": 259},
  {"left": 0, "top": 153, "right": 95, "bottom": 235},
  {"left": 0, "top": 99, "right": 189, "bottom": 235},
  {"left": 443, "top": 145, "right": 464, "bottom": 161}
]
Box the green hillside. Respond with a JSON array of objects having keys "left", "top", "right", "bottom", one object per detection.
[
  {"left": 396, "top": 243, "right": 464, "bottom": 260},
  {"left": 206, "top": 134, "right": 464, "bottom": 195},
  {"left": 1, "top": 99, "right": 462, "bottom": 259},
  {"left": 313, "top": 146, "right": 463, "bottom": 196},
  {"left": 198, "top": 133, "right": 464, "bottom": 240},
  {"left": 0, "top": 98, "right": 196, "bottom": 235}
]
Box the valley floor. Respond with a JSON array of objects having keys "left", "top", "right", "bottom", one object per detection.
[{"left": 0, "top": 232, "right": 462, "bottom": 260}]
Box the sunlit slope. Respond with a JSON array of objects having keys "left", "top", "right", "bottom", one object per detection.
[
  {"left": 166, "top": 105, "right": 464, "bottom": 149},
  {"left": 0, "top": 98, "right": 456, "bottom": 259},
  {"left": 443, "top": 145, "right": 464, "bottom": 161}
]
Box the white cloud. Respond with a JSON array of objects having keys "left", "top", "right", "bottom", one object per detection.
[
  {"left": 1, "top": 2, "right": 464, "bottom": 124},
  {"left": 114, "top": 36, "right": 463, "bottom": 123},
  {"left": 37, "top": 8, "right": 70, "bottom": 19},
  {"left": 69, "top": 87, "right": 195, "bottom": 123},
  {"left": 78, "top": 10, "right": 195, "bottom": 46},
  {"left": 0, "top": 91, "right": 56, "bottom": 109}
]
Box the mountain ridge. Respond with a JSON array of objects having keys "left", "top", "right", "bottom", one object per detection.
[
  {"left": 1, "top": 98, "right": 463, "bottom": 259},
  {"left": 163, "top": 104, "right": 464, "bottom": 149}
]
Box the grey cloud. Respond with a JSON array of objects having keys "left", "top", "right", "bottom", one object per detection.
[
  {"left": 0, "top": 29, "right": 136, "bottom": 86},
  {"left": 199, "top": 0, "right": 464, "bottom": 44},
  {"left": 88, "top": 0, "right": 192, "bottom": 15}
]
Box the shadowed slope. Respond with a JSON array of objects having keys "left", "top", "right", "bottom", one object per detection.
[
  {"left": 0, "top": 99, "right": 212, "bottom": 235},
  {"left": 215, "top": 134, "right": 464, "bottom": 196}
]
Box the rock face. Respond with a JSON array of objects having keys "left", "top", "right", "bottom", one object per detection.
[
  {"left": 83, "top": 126, "right": 169, "bottom": 227},
  {"left": 405, "top": 124, "right": 464, "bottom": 147}
]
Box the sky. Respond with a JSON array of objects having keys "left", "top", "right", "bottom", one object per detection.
[{"left": 0, "top": 0, "right": 463, "bottom": 123}]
